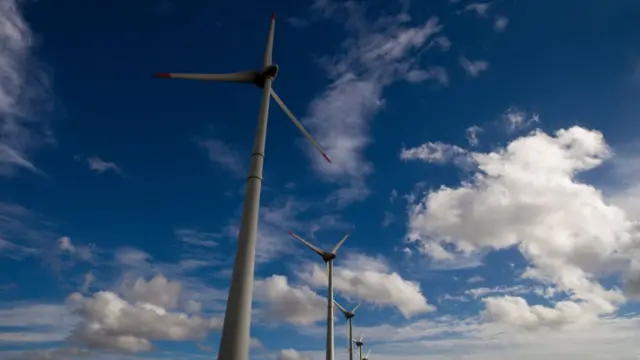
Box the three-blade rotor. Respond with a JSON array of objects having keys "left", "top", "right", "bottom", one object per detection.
[
  {"left": 153, "top": 13, "right": 331, "bottom": 165},
  {"left": 288, "top": 231, "right": 350, "bottom": 264}
]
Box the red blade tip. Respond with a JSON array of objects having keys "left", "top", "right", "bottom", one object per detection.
[
  {"left": 271, "top": 12, "right": 276, "bottom": 20},
  {"left": 288, "top": 230, "right": 294, "bottom": 236},
  {"left": 153, "top": 73, "right": 171, "bottom": 78},
  {"left": 322, "top": 153, "right": 332, "bottom": 164}
]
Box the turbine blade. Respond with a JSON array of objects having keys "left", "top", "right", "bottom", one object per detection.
[
  {"left": 263, "top": 13, "right": 276, "bottom": 67},
  {"left": 288, "top": 231, "right": 325, "bottom": 257},
  {"left": 270, "top": 89, "right": 332, "bottom": 164},
  {"left": 333, "top": 299, "right": 349, "bottom": 315},
  {"left": 366, "top": 350, "right": 371, "bottom": 358},
  {"left": 153, "top": 70, "right": 259, "bottom": 83},
  {"left": 351, "top": 303, "right": 361, "bottom": 314},
  {"left": 359, "top": 335, "right": 363, "bottom": 342},
  {"left": 331, "top": 231, "right": 351, "bottom": 253}
]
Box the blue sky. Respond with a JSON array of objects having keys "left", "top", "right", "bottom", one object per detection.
[{"left": 2, "top": 0, "right": 640, "bottom": 359}]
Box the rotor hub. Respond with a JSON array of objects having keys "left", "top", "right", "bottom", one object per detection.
[
  {"left": 255, "top": 64, "right": 279, "bottom": 88},
  {"left": 323, "top": 252, "right": 336, "bottom": 262}
]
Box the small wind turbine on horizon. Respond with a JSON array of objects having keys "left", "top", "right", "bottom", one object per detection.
[
  {"left": 362, "top": 349, "right": 372, "bottom": 360},
  {"left": 289, "top": 231, "right": 351, "bottom": 360},
  {"left": 334, "top": 300, "right": 361, "bottom": 360},
  {"left": 354, "top": 335, "right": 365, "bottom": 360},
  {"left": 153, "top": 13, "right": 332, "bottom": 360}
]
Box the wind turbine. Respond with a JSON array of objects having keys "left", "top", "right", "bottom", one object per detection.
[
  {"left": 289, "top": 231, "right": 351, "bottom": 360},
  {"left": 334, "top": 300, "right": 361, "bottom": 360},
  {"left": 362, "top": 350, "right": 372, "bottom": 360},
  {"left": 153, "top": 14, "right": 332, "bottom": 360},
  {"left": 353, "top": 335, "right": 364, "bottom": 360}
]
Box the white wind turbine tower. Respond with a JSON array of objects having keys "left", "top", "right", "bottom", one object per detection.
[
  {"left": 353, "top": 335, "right": 364, "bottom": 360},
  {"left": 289, "top": 231, "right": 351, "bottom": 360},
  {"left": 334, "top": 300, "right": 361, "bottom": 360},
  {"left": 153, "top": 13, "right": 332, "bottom": 360}
]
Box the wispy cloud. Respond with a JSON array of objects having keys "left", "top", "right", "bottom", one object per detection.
[
  {"left": 493, "top": 15, "right": 509, "bottom": 32},
  {"left": 0, "top": 0, "right": 55, "bottom": 177},
  {"left": 459, "top": 57, "right": 490, "bottom": 77},
  {"left": 301, "top": 1, "right": 445, "bottom": 206},
  {"left": 195, "top": 138, "right": 245, "bottom": 177},
  {"left": 464, "top": 2, "right": 492, "bottom": 17},
  {"left": 465, "top": 125, "right": 483, "bottom": 146},
  {"left": 287, "top": 17, "right": 309, "bottom": 28},
  {"left": 501, "top": 106, "right": 540, "bottom": 133}
]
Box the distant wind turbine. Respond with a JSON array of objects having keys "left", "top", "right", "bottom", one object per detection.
[
  {"left": 334, "top": 300, "right": 361, "bottom": 360},
  {"left": 289, "top": 231, "right": 351, "bottom": 360},
  {"left": 362, "top": 349, "right": 372, "bottom": 360},
  {"left": 153, "top": 13, "right": 332, "bottom": 360},
  {"left": 353, "top": 335, "right": 364, "bottom": 360}
]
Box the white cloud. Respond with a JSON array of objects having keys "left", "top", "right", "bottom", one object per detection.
[
  {"left": 86, "top": 157, "right": 123, "bottom": 175},
  {"left": 502, "top": 107, "right": 540, "bottom": 133},
  {"left": 465, "top": 126, "right": 483, "bottom": 146},
  {"left": 400, "top": 141, "right": 470, "bottom": 166},
  {"left": 0, "top": 0, "right": 54, "bottom": 177},
  {"left": 277, "top": 349, "right": 311, "bottom": 360},
  {"left": 466, "top": 285, "right": 531, "bottom": 298},
  {"left": 303, "top": 2, "right": 445, "bottom": 205},
  {"left": 429, "top": 36, "right": 451, "bottom": 52},
  {"left": 114, "top": 247, "right": 151, "bottom": 267},
  {"left": 406, "top": 126, "right": 638, "bottom": 330},
  {"left": 58, "top": 236, "right": 75, "bottom": 253},
  {"left": 82, "top": 272, "right": 95, "bottom": 293},
  {"left": 405, "top": 67, "right": 449, "bottom": 85},
  {"left": 195, "top": 138, "right": 244, "bottom": 177},
  {"left": 493, "top": 15, "right": 509, "bottom": 32},
  {"left": 298, "top": 253, "right": 435, "bottom": 318},
  {"left": 175, "top": 229, "right": 219, "bottom": 248},
  {"left": 253, "top": 275, "right": 326, "bottom": 325},
  {"left": 67, "top": 287, "right": 221, "bottom": 353},
  {"left": 381, "top": 211, "right": 395, "bottom": 228},
  {"left": 120, "top": 274, "right": 181, "bottom": 310},
  {"left": 467, "top": 275, "right": 485, "bottom": 283},
  {"left": 390, "top": 189, "right": 398, "bottom": 203},
  {"left": 459, "top": 57, "right": 490, "bottom": 77},
  {"left": 464, "top": 2, "right": 491, "bottom": 17}
]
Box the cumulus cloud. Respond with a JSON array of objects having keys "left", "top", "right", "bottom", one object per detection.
[
  {"left": 253, "top": 275, "right": 326, "bottom": 325},
  {"left": 406, "top": 125, "right": 639, "bottom": 330},
  {"left": 298, "top": 253, "right": 434, "bottom": 318},
  {"left": 466, "top": 275, "right": 485, "bottom": 283},
  {"left": 120, "top": 274, "right": 181, "bottom": 309},
  {"left": 302, "top": 2, "right": 445, "bottom": 205},
  {"left": 66, "top": 274, "right": 221, "bottom": 353}
]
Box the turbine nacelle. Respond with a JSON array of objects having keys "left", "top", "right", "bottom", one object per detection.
[
  {"left": 255, "top": 64, "right": 279, "bottom": 88},
  {"left": 334, "top": 300, "right": 360, "bottom": 319},
  {"left": 354, "top": 335, "right": 364, "bottom": 348}
]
